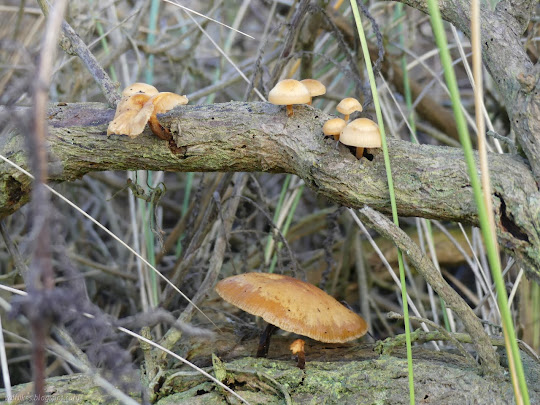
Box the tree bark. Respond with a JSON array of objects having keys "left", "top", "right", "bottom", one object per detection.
[
  {"left": 1, "top": 339, "right": 539, "bottom": 404},
  {"left": 1, "top": 101, "right": 539, "bottom": 282}
]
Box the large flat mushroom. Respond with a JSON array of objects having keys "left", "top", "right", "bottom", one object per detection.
[{"left": 215, "top": 272, "right": 368, "bottom": 362}]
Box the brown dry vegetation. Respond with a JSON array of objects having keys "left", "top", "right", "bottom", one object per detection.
[{"left": 0, "top": 0, "right": 539, "bottom": 403}]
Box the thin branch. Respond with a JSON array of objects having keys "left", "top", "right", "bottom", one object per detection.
[
  {"left": 36, "top": 0, "right": 121, "bottom": 106},
  {"left": 357, "top": 205, "right": 500, "bottom": 374}
]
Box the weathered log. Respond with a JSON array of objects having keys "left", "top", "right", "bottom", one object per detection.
[
  {"left": 1, "top": 337, "right": 539, "bottom": 404},
  {"left": 0, "top": 101, "right": 539, "bottom": 281}
]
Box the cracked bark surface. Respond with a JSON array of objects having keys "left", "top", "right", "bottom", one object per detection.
[{"left": 0, "top": 101, "right": 539, "bottom": 282}]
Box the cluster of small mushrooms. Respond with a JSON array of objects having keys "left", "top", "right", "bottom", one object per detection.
[
  {"left": 107, "top": 83, "right": 188, "bottom": 140},
  {"left": 108, "top": 80, "right": 380, "bottom": 160},
  {"left": 268, "top": 79, "right": 382, "bottom": 159},
  {"left": 216, "top": 273, "right": 367, "bottom": 370}
]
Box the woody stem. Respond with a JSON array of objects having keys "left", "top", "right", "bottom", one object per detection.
[
  {"left": 256, "top": 324, "right": 278, "bottom": 357},
  {"left": 148, "top": 115, "right": 171, "bottom": 141}
]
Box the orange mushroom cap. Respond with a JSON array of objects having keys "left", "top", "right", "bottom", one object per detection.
[
  {"left": 215, "top": 272, "right": 368, "bottom": 343},
  {"left": 337, "top": 97, "right": 363, "bottom": 116},
  {"left": 114, "top": 93, "right": 152, "bottom": 116},
  {"left": 340, "top": 118, "right": 382, "bottom": 148},
  {"left": 290, "top": 338, "right": 305, "bottom": 355},
  {"left": 107, "top": 93, "right": 154, "bottom": 137},
  {"left": 322, "top": 118, "right": 347, "bottom": 139},
  {"left": 300, "top": 79, "right": 326, "bottom": 98},
  {"left": 268, "top": 79, "right": 311, "bottom": 106},
  {"left": 146, "top": 92, "right": 189, "bottom": 114}
]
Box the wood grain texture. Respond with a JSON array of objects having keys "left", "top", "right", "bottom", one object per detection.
[{"left": 1, "top": 101, "right": 538, "bottom": 281}]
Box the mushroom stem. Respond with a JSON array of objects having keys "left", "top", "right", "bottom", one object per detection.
[
  {"left": 296, "top": 351, "right": 305, "bottom": 369},
  {"left": 256, "top": 324, "right": 278, "bottom": 357},
  {"left": 356, "top": 147, "right": 364, "bottom": 159},
  {"left": 333, "top": 134, "right": 340, "bottom": 141},
  {"left": 286, "top": 104, "right": 294, "bottom": 117},
  {"left": 290, "top": 339, "right": 306, "bottom": 370},
  {"left": 307, "top": 99, "right": 312, "bottom": 106},
  {"left": 148, "top": 115, "right": 171, "bottom": 141},
  {"left": 343, "top": 114, "right": 350, "bottom": 122}
]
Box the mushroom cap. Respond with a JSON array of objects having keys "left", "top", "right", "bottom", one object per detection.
[
  {"left": 289, "top": 338, "right": 305, "bottom": 354},
  {"left": 336, "top": 97, "right": 363, "bottom": 115},
  {"left": 300, "top": 79, "right": 326, "bottom": 97},
  {"left": 322, "top": 118, "right": 347, "bottom": 136},
  {"left": 215, "top": 272, "right": 368, "bottom": 343},
  {"left": 115, "top": 93, "right": 152, "bottom": 117},
  {"left": 108, "top": 93, "right": 155, "bottom": 137},
  {"left": 340, "top": 118, "right": 382, "bottom": 148},
  {"left": 147, "top": 92, "right": 189, "bottom": 114},
  {"left": 268, "top": 79, "right": 311, "bottom": 106},
  {"left": 107, "top": 102, "right": 155, "bottom": 137},
  {"left": 121, "top": 83, "right": 159, "bottom": 98}
]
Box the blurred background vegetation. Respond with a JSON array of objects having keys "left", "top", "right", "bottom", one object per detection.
[{"left": 0, "top": 0, "right": 538, "bottom": 395}]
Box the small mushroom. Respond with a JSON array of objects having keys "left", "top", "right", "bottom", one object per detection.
[
  {"left": 322, "top": 118, "right": 347, "bottom": 141},
  {"left": 107, "top": 93, "right": 155, "bottom": 137},
  {"left": 107, "top": 83, "right": 160, "bottom": 137},
  {"left": 300, "top": 79, "right": 326, "bottom": 105},
  {"left": 340, "top": 118, "right": 382, "bottom": 159},
  {"left": 336, "top": 97, "right": 363, "bottom": 122},
  {"left": 145, "top": 92, "right": 189, "bottom": 140},
  {"left": 290, "top": 339, "right": 306, "bottom": 369},
  {"left": 215, "top": 272, "right": 367, "bottom": 358},
  {"left": 268, "top": 79, "right": 311, "bottom": 117}
]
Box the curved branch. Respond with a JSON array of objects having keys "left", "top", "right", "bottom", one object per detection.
[{"left": 1, "top": 102, "right": 539, "bottom": 281}]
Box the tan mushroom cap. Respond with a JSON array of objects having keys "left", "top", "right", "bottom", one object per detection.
[
  {"left": 121, "top": 83, "right": 159, "bottom": 98},
  {"left": 114, "top": 93, "right": 152, "bottom": 116},
  {"left": 337, "top": 97, "right": 363, "bottom": 115},
  {"left": 300, "top": 79, "right": 326, "bottom": 98},
  {"left": 289, "top": 338, "right": 305, "bottom": 355},
  {"left": 268, "top": 79, "right": 311, "bottom": 106},
  {"left": 215, "top": 272, "right": 368, "bottom": 343},
  {"left": 147, "top": 92, "right": 189, "bottom": 114},
  {"left": 340, "top": 118, "right": 382, "bottom": 148},
  {"left": 107, "top": 94, "right": 154, "bottom": 137},
  {"left": 323, "top": 118, "right": 347, "bottom": 138}
]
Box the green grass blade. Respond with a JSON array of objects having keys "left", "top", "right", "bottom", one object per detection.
[
  {"left": 176, "top": 172, "right": 195, "bottom": 257},
  {"left": 268, "top": 185, "right": 305, "bottom": 273},
  {"left": 349, "top": 2, "right": 415, "bottom": 403},
  {"left": 426, "top": 0, "right": 529, "bottom": 401},
  {"left": 145, "top": 0, "right": 160, "bottom": 84},
  {"left": 264, "top": 174, "right": 292, "bottom": 266}
]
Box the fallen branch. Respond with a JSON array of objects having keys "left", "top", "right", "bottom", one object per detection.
[{"left": 1, "top": 101, "right": 539, "bottom": 281}]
